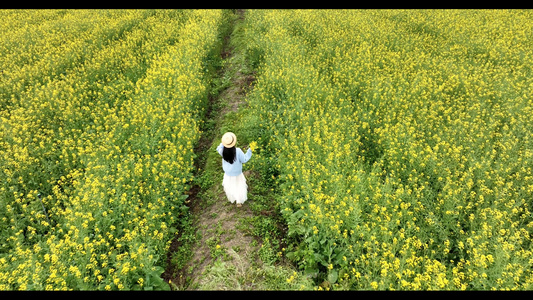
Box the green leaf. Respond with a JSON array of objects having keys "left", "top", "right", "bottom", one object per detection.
[
  {"left": 145, "top": 266, "right": 171, "bottom": 291},
  {"left": 327, "top": 269, "right": 338, "bottom": 284},
  {"left": 304, "top": 265, "right": 319, "bottom": 277}
]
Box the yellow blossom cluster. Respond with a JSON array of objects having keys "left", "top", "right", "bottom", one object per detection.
[
  {"left": 0, "top": 9, "right": 226, "bottom": 290},
  {"left": 241, "top": 9, "right": 533, "bottom": 290}
]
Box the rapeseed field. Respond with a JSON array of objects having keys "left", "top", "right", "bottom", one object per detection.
[
  {"left": 0, "top": 9, "right": 226, "bottom": 290},
  {"left": 2, "top": 9, "right": 533, "bottom": 291},
  {"left": 240, "top": 9, "right": 533, "bottom": 290}
]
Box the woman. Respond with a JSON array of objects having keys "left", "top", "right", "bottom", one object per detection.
[{"left": 216, "top": 132, "right": 252, "bottom": 207}]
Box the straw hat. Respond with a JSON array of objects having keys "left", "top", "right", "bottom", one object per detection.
[{"left": 221, "top": 132, "right": 237, "bottom": 148}]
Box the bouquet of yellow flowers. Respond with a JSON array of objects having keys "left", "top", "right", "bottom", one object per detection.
[{"left": 248, "top": 141, "right": 258, "bottom": 152}]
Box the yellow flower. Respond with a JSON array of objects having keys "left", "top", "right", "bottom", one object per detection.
[{"left": 249, "top": 141, "right": 258, "bottom": 152}]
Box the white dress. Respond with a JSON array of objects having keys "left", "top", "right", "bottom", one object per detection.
[{"left": 222, "top": 173, "right": 248, "bottom": 204}]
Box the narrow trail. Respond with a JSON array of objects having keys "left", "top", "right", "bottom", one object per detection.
[{"left": 163, "top": 10, "right": 262, "bottom": 290}]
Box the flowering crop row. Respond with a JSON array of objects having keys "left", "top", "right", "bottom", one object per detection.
[
  {"left": 241, "top": 9, "right": 533, "bottom": 290},
  {"left": 0, "top": 9, "right": 226, "bottom": 290}
]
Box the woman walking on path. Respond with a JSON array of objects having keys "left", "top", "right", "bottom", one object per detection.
[{"left": 216, "top": 132, "right": 252, "bottom": 207}]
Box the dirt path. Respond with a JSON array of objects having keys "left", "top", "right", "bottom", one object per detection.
[{"left": 163, "top": 9, "right": 262, "bottom": 290}]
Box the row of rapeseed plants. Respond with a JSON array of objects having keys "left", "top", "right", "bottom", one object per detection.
[
  {"left": 0, "top": 9, "right": 228, "bottom": 290},
  {"left": 240, "top": 9, "right": 533, "bottom": 290}
]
